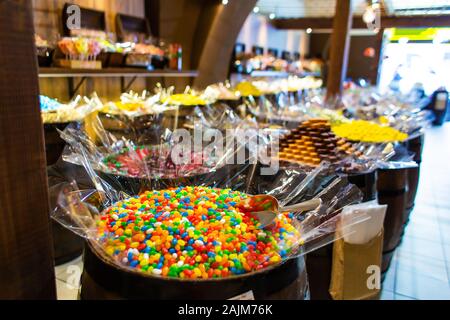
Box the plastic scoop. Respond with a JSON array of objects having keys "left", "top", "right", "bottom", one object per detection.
[{"left": 237, "top": 195, "right": 322, "bottom": 228}]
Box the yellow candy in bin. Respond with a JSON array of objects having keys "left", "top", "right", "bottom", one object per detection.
[
  {"left": 114, "top": 101, "right": 142, "bottom": 112},
  {"left": 379, "top": 116, "right": 389, "bottom": 125},
  {"left": 234, "top": 81, "right": 262, "bottom": 97},
  {"left": 331, "top": 120, "right": 408, "bottom": 143},
  {"left": 162, "top": 94, "right": 207, "bottom": 106}
]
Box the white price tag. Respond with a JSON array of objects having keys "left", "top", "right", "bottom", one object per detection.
[{"left": 228, "top": 290, "right": 255, "bottom": 300}]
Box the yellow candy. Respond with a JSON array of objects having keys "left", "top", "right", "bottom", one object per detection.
[
  {"left": 140, "top": 259, "right": 149, "bottom": 267},
  {"left": 332, "top": 120, "right": 408, "bottom": 143},
  {"left": 163, "top": 94, "right": 207, "bottom": 106},
  {"left": 130, "top": 242, "right": 139, "bottom": 248},
  {"left": 270, "top": 255, "right": 281, "bottom": 263},
  {"left": 235, "top": 82, "right": 262, "bottom": 97},
  {"left": 193, "top": 268, "right": 202, "bottom": 277},
  {"left": 106, "top": 246, "right": 114, "bottom": 255}
]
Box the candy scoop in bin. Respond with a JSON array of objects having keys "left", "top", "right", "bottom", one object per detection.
[{"left": 237, "top": 194, "right": 322, "bottom": 228}]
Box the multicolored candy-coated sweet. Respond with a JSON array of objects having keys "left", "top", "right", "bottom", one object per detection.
[{"left": 97, "top": 186, "right": 301, "bottom": 279}]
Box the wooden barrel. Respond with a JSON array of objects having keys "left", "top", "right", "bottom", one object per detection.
[
  {"left": 404, "top": 167, "right": 420, "bottom": 228},
  {"left": 52, "top": 220, "right": 84, "bottom": 265},
  {"left": 80, "top": 242, "right": 309, "bottom": 300},
  {"left": 347, "top": 170, "right": 377, "bottom": 202},
  {"left": 403, "top": 133, "right": 425, "bottom": 227},
  {"left": 305, "top": 244, "right": 333, "bottom": 300},
  {"left": 377, "top": 168, "right": 408, "bottom": 273}
]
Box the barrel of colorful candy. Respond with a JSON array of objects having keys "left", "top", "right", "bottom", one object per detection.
[
  {"left": 55, "top": 177, "right": 365, "bottom": 300},
  {"left": 78, "top": 185, "right": 311, "bottom": 300}
]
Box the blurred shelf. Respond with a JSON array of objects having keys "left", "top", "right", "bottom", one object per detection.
[
  {"left": 230, "top": 71, "right": 321, "bottom": 85},
  {"left": 39, "top": 67, "right": 199, "bottom": 78}
]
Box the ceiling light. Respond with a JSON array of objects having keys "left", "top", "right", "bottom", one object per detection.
[
  {"left": 306, "top": 28, "right": 312, "bottom": 34},
  {"left": 222, "top": 0, "right": 228, "bottom": 5},
  {"left": 253, "top": 6, "right": 260, "bottom": 13},
  {"left": 363, "top": 7, "right": 376, "bottom": 23},
  {"left": 269, "top": 13, "right": 276, "bottom": 20}
]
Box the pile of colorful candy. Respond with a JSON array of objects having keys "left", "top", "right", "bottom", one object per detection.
[
  {"left": 97, "top": 186, "right": 301, "bottom": 279},
  {"left": 332, "top": 120, "right": 408, "bottom": 143}
]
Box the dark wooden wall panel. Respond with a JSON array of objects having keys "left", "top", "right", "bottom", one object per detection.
[{"left": 0, "top": 0, "right": 56, "bottom": 299}]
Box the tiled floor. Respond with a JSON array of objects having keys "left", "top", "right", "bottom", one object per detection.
[
  {"left": 54, "top": 124, "right": 450, "bottom": 300},
  {"left": 380, "top": 123, "right": 450, "bottom": 300}
]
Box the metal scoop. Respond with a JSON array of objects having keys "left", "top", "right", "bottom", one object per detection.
[{"left": 237, "top": 195, "right": 322, "bottom": 228}]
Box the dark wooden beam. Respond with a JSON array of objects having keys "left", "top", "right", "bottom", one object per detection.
[
  {"left": 273, "top": 14, "right": 450, "bottom": 30},
  {"left": 373, "top": 28, "right": 385, "bottom": 86},
  {"left": 0, "top": 0, "right": 56, "bottom": 299},
  {"left": 326, "top": 0, "right": 353, "bottom": 99},
  {"left": 194, "top": 0, "right": 258, "bottom": 88}
]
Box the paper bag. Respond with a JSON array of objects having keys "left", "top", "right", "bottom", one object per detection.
[{"left": 329, "top": 229, "right": 383, "bottom": 300}]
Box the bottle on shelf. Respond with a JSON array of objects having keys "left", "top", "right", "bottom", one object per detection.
[{"left": 169, "top": 43, "right": 182, "bottom": 70}]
